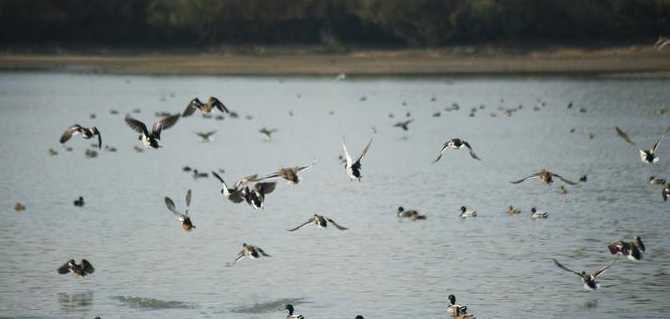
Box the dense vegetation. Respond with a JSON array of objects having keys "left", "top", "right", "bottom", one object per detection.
[{"left": 1, "top": 0, "right": 669, "bottom": 48}]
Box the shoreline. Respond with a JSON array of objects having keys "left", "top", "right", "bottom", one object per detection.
[{"left": 1, "top": 46, "right": 669, "bottom": 76}]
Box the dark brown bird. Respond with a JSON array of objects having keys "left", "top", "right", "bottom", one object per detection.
[
  {"left": 183, "top": 97, "right": 229, "bottom": 117},
  {"left": 257, "top": 161, "right": 317, "bottom": 185},
  {"left": 608, "top": 236, "right": 645, "bottom": 261},
  {"left": 288, "top": 214, "right": 348, "bottom": 231},
  {"left": 57, "top": 259, "right": 95, "bottom": 277},
  {"left": 510, "top": 169, "right": 577, "bottom": 186},
  {"left": 393, "top": 119, "right": 414, "bottom": 131}
]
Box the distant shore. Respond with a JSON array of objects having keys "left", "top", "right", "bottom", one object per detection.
[{"left": 1, "top": 45, "right": 669, "bottom": 76}]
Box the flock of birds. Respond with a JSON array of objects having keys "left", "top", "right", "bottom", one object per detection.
[{"left": 10, "top": 85, "right": 670, "bottom": 319}]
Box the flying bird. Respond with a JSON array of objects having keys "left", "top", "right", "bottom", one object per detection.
[
  {"left": 60, "top": 124, "right": 102, "bottom": 149},
  {"left": 288, "top": 214, "right": 348, "bottom": 231},
  {"left": 393, "top": 119, "right": 414, "bottom": 131},
  {"left": 259, "top": 127, "right": 278, "bottom": 141},
  {"left": 608, "top": 236, "right": 645, "bottom": 261},
  {"left": 194, "top": 130, "right": 216, "bottom": 142},
  {"left": 211, "top": 171, "right": 246, "bottom": 203},
  {"left": 164, "top": 189, "right": 196, "bottom": 231},
  {"left": 615, "top": 125, "right": 670, "bottom": 163},
  {"left": 242, "top": 182, "right": 277, "bottom": 209},
  {"left": 57, "top": 259, "right": 95, "bottom": 277},
  {"left": 341, "top": 137, "right": 373, "bottom": 181},
  {"left": 510, "top": 169, "right": 577, "bottom": 186},
  {"left": 125, "top": 114, "right": 180, "bottom": 149},
  {"left": 183, "top": 97, "right": 229, "bottom": 117},
  {"left": 226, "top": 243, "right": 271, "bottom": 267},
  {"left": 663, "top": 183, "right": 670, "bottom": 201},
  {"left": 257, "top": 160, "right": 317, "bottom": 185},
  {"left": 433, "top": 138, "right": 480, "bottom": 163},
  {"left": 552, "top": 258, "right": 617, "bottom": 291}
]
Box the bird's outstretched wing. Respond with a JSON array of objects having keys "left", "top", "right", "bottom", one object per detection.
[
  {"left": 60, "top": 125, "right": 82, "bottom": 144},
  {"left": 462, "top": 141, "right": 481, "bottom": 160},
  {"left": 226, "top": 250, "right": 245, "bottom": 267},
  {"left": 615, "top": 127, "right": 642, "bottom": 150},
  {"left": 342, "top": 139, "right": 353, "bottom": 167},
  {"left": 185, "top": 189, "right": 192, "bottom": 214},
  {"left": 552, "top": 258, "right": 581, "bottom": 276},
  {"left": 256, "top": 182, "right": 277, "bottom": 195},
  {"left": 57, "top": 261, "right": 71, "bottom": 274},
  {"left": 550, "top": 172, "right": 578, "bottom": 185},
  {"left": 164, "top": 197, "right": 183, "bottom": 217},
  {"left": 356, "top": 138, "right": 373, "bottom": 164},
  {"left": 125, "top": 116, "right": 149, "bottom": 136},
  {"left": 152, "top": 114, "right": 180, "bottom": 138},
  {"left": 432, "top": 143, "right": 449, "bottom": 164},
  {"left": 288, "top": 218, "right": 314, "bottom": 232},
  {"left": 212, "top": 171, "right": 231, "bottom": 192},
  {"left": 297, "top": 160, "right": 318, "bottom": 172},
  {"left": 183, "top": 99, "right": 201, "bottom": 117},
  {"left": 81, "top": 259, "right": 95, "bottom": 275},
  {"left": 510, "top": 173, "right": 540, "bottom": 184},
  {"left": 633, "top": 236, "right": 645, "bottom": 252},
  {"left": 593, "top": 259, "right": 617, "bottom": 278},
  {"left": 94, "top": 130, "right": 102, "bottom": 150},
  {"left": 651, "top": 125, "right": 670, "bottom": 152},
  {"left": 209, "top": 97, "right": 230, "bottom": 113},
  {"left": 327, "top": 218, "right": 348, "bottom": 230},
  {"left": 257, "top": 247, "right": 271, "bottom": 257}
]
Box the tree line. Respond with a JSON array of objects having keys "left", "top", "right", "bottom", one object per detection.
[{"left": 1, "top": 0, "right": 669, "bottom": 48}]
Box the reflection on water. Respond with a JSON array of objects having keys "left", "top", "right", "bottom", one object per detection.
[
  {"left": 113, "top": 295, "right": 194, "bottom": 309},
  {"left": 58, "top": 291, "right": 93, "bottom": 312},
  {"left": 230, "top": 298, "right": 308, "bottom": 313},
  {"left": 581, "top": 299, "right": 598, "bottom": 309}
]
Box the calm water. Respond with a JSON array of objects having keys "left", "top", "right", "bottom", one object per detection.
[{"left": 0, "top": 72, "right": 669, "bottom": 319}]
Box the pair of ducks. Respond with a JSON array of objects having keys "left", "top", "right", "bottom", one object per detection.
[
  {"left": 212, "top": 160, "right": 318, "bottom": 209},
  {"left": 211, "top": 171, "right": 277, "bottom": 209},
  {"left": 396, "top": 206, "right": 427, "bottom": 221},
  {"left": 506, "top": 206, "right": 548, "bottom": 219},
  {"left": 554, "top": 236, "right": 645, "bottom": 291}
]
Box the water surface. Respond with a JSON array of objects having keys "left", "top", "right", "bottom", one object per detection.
[{"left": 0, "top": 72, "right": 669, "bottom": 319}]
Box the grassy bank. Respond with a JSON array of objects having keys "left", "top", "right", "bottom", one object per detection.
[{"left": 0, "top": 45, "right": 669, "bottom": 76}]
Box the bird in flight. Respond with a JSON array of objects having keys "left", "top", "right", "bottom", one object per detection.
[
  {"left": 125, "top": 114, "right": 180, "bottom": 149},
  {"left": 60, "top": 124, "right": 102, "bottom": 150},
  {"left": 615, "top": 125, "right": 670, "bottom": 163},
  {"left": 341, "top": 137, "right": 373, "bottom": 181}
]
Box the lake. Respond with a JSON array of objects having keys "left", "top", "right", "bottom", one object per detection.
[{"left": 0, "top": 72, "right": 669, "bottom": 319}]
